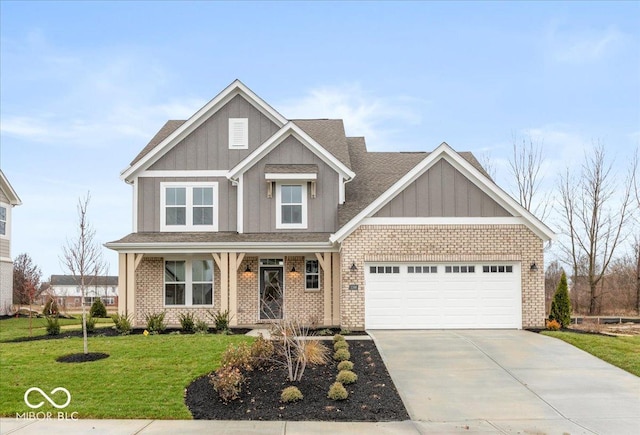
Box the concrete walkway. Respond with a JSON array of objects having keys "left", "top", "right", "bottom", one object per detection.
[
  {"left": 2, "top": 330, "right": 639, "bottom": 434},
  {"left": 369, "top": 329, "right": 640, "bottom": 435}
]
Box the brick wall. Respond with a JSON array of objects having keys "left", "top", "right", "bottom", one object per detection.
[{"left": 340, "top": 224, "right": 545, "bottom": 329}]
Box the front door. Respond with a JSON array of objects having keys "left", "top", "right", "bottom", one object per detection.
[{"left": 260, "top": 267, "right": 283, "bottom": 320}]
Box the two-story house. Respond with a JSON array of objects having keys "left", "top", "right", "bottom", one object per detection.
[
  {"left": 107, "top": 80, "right": 554, "bottom": 330},
  {"left": 0, "top": 170, "right": 22, "bottom": 316},
  {"left": 49, "top": 275, "right": 119, "bottom": 309}
]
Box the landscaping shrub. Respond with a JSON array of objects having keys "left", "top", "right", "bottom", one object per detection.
[
  {"left": 194, "top": 319, "right": 209, "bottom": 334},
  {"left": 111, "top": 312, "right": 132, "bottom": 335},
  {"left": 549, "top": 272, "right": 571, "bottom": 328},
  {"left": 327, "top": 382, "right": 348, "bottom": 400},
  {"left": 304, "top": 340, "right": 330, "bottom": 366},
  {"left": 250, "top": 335, "right": 275, "bottom": 367},
  {"left": 316, "top": 328, "right": 333, "bottom": 336},
  {"left": 145, "top": 311, "right": 167, "bottom": 334},
  {"left": 211, "top": 366, "right": 244, "bottom": 403},
  {"left": 221, "top": 342, "right": 252, "bottom": 371},
  {"left": 336, "top": 369, "right": 358, "bottom": 384},
  {"left": 85, "top": 315, "right": 97, "bottom": 332},
  {"left": 179, "top": 312, "right": 196, "bottom": 333},
  {"left": 280, "top": 386, "right": 303, "bottom": 403},
  {"left": 333, "top": 340, "right": 349, "bottom": 351},
  {"left": 90, "top": 298, "right": 107, "bottom": 318},
  {"left": 546, "top": 319, "right": 561, "bottom": 331},
  {"left": 45, "top": 316, "right": 60, "bottom": 335},
  {"left": 43, "top": 298, "right": 59, "bottom": 316},
  {"left": 333, "top": 334, "right": 345, "bottom": 343},
  {"left": 270, "top": 318, "right": 314, "bottom": 381},
  {"left": 337, "top": 360, "right": 354, "bottom": 371},
  {"left": 209, "top": 309, "right": 232, "bottom": 333},
  {"left": 333, "top": 348, "right": 351, "bottom": 361},
  {"left": 339, "top": 328, "right": 351, "bottom": 335}
]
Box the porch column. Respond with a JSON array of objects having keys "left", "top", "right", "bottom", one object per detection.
[
  {"left": 118, "top": 253, "right": 127, "bottom": 315},
  {"left": 126, "top": 253, "right": 136, "bottom": 318},
  {"left": 212, "top": 253, "right": 229, "bottom": 313},
  {"left": 332, "top": 252, "right": 341, "bottom": 325},
  {"left": 228, "top": 252, "right": 245, "bottom": 326},
  {"left": 315, "top": 252, "right": 333, "bottom": 326}
]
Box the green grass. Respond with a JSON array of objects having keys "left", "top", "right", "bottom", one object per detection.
[
  {"left": 0, "top": 318, "right": 253, "bottom": 418},
  {"left": 0, "top": 316, "right": 112, "bottom": 342},
  {"left": 542, "top": 331, "right": 640, "bottom": 377}
]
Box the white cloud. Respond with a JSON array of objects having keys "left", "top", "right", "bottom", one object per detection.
[{"left": 546, "top": 25, "right": 623, "bottom": 63}]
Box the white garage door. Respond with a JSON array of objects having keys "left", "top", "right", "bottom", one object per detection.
[{"left": 365, "top": 263, "right": 522, "bottom": 329}]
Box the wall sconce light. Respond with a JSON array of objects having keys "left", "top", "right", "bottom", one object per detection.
[
  {"left": 350, "top": 263, "right": 358, "bottom": 272},
  {"left": 290, "top": 265, "right": 297, "bottom": 273},
  {"left": 530, "top": 262, "right": 538, "bottom": 272},
  {"left": 245, "top": 264, "right": 252, "bottom": 273}
]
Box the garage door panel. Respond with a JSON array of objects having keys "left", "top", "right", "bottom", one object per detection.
[{"left": 365, "top": 263, "right": 521, "bottom": 329}]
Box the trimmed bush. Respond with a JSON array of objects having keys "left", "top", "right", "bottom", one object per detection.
[
  {"left": 145, "top": 311, "right": 167, "bottom": 334},
  {"left": 333, "top": 334, "right": 345, "bottom": 343},
  {"left": 250, "top": 336, "right": 274, "bottom": 367},
  {"left": 194, "top": 319, "right": 209, "bottom": 333},
  {"left": 280, "top": 386, "right": 303, "bottom": 403},
  {"left": 45, "top": 316, "right": 60, "bottom": 335},
  {"left": 333, "top": 340, "right": 349, "bottom": 351},
  {"left": 221, "top": 342, "right": 252, "bottom": 371},
  {"left": 549, "top": 272, "right": 571, "bottom": 328},
  {"left": 43, "top": 298, "right": 59, "bottom": 316},
  {"left": 333, "top": 348, "right": 351, "bottom": 361},
  {"left": 304, "top": 340, "right": 330, "bottom": 366},
  {"left": 179, "top": 312, "right": 196, "bottom": 333},
  {"left": 316, "top": 328, "right": 333, "bottom": 336},
  {"left": 336, "top": 369, "right": 358, "bottom": 384},
  {"left": 90, "top": 298, "right": 107, "bottom": 318},
  {"left": 85, "top": 315, "right": 97, "bottom": 332},
  {"left": 327, "top": 382, "right": 348, "bottom": 400},
  {"left": 112, "top": 312, "right": 132, "bottom": 335},
  {"left": 211, "top": 366, "right": 244, "bottom": 403},
  {"left": 337, "top": 360, "right": 354, "bottom": 371},
  {"left": 209, "top": 309, "right": 232, "bottom": 333}
]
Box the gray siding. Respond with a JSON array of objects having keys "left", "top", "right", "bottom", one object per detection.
[
  {"left": 243, "top": 136, "right": 340, "bottom": 232},
  {"left": 0, "top": 238, "right": 9, "bottom": 258},
  {"left": 137, "top": 177, "right": 236, "bottom": 232},
  {"left": 149, "top": 95, "right": 280, "bottom": 171},
  {"left": 374, "top": 159, "right": 512, "bottom": 218}
]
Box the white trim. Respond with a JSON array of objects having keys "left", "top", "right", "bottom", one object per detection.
[
  {"left": 362, "top": 217, "right": 531, "bottom": 226},
  {"left": 132, "top": 179, "right": 138, "bottom": 232},
  {"left": 338, "top": 174, "right": 345, "bottom": 204},
  {"left": 105, "top": 242, "right": 338, "bottom": 254},
  {"left": 331, "top": 142, "right": 555, "bottom": 243},
  {"left": 139, "top": 170, "right": 229, "bottom": 178},
  {"left": 265, "top": 173, "right": 317, "bottom": 180},
  {"left": 237, "top": 175, "right": 244, "bottom": 234},
  {"left": 0, "top": 202, "right": 10, "bottom": 240},
  {"left": 227, "top": 122, "right": 355, "bottom": 181},
  {"left": 121, "top": 80, "right": 287, "bottom": 182},
  {"left": 0, "top": 256, "right": 13, "bottom": 263},
  {"left": 304, "top": 257, "right": 321, "bottom": 291},
  {"left": 163, "top": 257, "right": 215, "bottom": 308},
  {"left": 0, "top": 170, "right": 22, "bottom": 205},
  {"left": 228, "top": 118, "right": 249, "bottom": 149},
  {"left": 275, "top": 182, "right": 307, "bottom": 229},
  {"left": 160, "top": 182, "right": 219, "bottom": 232}
]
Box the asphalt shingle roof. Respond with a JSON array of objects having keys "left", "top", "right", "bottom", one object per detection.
[{"left": 109, "top": 232, "right": 333, "bottom": 245}]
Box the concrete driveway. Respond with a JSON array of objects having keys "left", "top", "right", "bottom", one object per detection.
[{"left": 369, "top": 330, "right": 640, "bottom": 435}]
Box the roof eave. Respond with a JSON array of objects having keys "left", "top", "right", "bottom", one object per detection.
[{"left": 104, "top": 240, "right": 337, "bottom": 254}]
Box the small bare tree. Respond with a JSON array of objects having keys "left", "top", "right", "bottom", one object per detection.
[
  {"left": 509, "top": 134, "right": 550, "bottom": 221},
  {"left": 558, "top": 144, "right": 633, "bottom": 315},
  {"left": 61, "top": 193, "right": 104, "bottom": 354},
  {"left": 12, "top": 253, "right": 42, "bottom": 336}
]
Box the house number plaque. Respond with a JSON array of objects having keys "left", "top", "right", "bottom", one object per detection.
[{"left": 348, "top": 284, "right": 358, "bottom": 290}]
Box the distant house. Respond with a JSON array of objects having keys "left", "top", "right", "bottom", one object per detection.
[
  {"left": 0, "top": 170, "right": 22, "bottom": 315},
  {"left": 49, "top": 275, "right": 119, "bottom": 309}
]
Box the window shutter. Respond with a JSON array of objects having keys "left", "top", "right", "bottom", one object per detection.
[{"left": 229, "top": 118, "right": 248, "bottom": 149}]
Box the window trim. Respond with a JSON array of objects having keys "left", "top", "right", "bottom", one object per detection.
[
  {"left": 163, "top": 258, "right": 215, "bottom": 307},
  {"left": 0, "top": 203, "right": 8, "bottom": 238},
  {"left": 160, "top": 182, "right": 218, "bottom": 232},
  {"left": 275, "top": 182, "right": 307, "bottom": 229},
  {"left": 228, "top": 118, "right": 249, "bottom": 149},
  {"left": 304, "top": 258, "right": 321, "bottom": 291}
]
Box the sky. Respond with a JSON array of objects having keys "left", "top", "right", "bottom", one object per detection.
[{"left": 1, "top": 1, "right": 638, "bottom": 279}]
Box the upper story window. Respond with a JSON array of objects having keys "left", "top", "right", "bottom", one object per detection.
[
  {"left": 276, "top": 183, "right": 307, "bottom": 229},
  {"left": 229, "top": 118, "right": 248, "bottom": 149},
  {"left": 160, "top": 182, "right": 218, "bottom": 232},
  {"left": 0, "top": 205, "right": 6, "bottom": 236}
]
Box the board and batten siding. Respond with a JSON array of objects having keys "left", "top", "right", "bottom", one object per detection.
[
  {"left": 137, "top": 177, "right": 236, "bottom": 232},
  {"left": 149, "top": 95, "right": 280, "bottom": 171},
  {"left": 374, "top": 159, "right": 512, "bottom": 218},
  {"left": 243, "top": 136, "right": 340, "bottom": 233}
]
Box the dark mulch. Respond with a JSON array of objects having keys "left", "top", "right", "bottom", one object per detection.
[
  {"left": 185, "top": 340, "right": 409, "bottom": 421},
  {"left": 56, "top": 352, "right": 110, "bottom": 363}
]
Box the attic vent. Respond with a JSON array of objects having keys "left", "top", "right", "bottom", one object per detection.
[{"left": 229, "top": 118, "right": 248, "bottom": 149}]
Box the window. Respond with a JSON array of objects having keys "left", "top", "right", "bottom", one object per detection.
[
  {"left": 276, "top": 183, "right": 307, "bottom": 229},
  {"left": 305, "top": 259, "right": 320, "bottom": 290},
  {"left": 445, "top": 265, "right": 476, "bottom": 273},
  {"left": 0, "top": 206, "right": 6, "bottom": 236},
  {"left": 161, "top": 182, "right": 218, "bottom": 231},
  {"left": 165, "top": 259, "right": 213, "bottom": 306},
  {"left": 369, "top": 266, "right": 400, "bottom": 274},
  {"left": 229, "top": 118, "right": 248, "bottom": 149},
  {"left": 482, "top": 265, "right": 513, "bottom": 273},
  {"left": 408, "top": 266, "right": 438, "bottom": 274}
]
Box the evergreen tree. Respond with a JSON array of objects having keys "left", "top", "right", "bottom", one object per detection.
[{"left": 549, "top": 271, "right": 571, "bottom": 327}]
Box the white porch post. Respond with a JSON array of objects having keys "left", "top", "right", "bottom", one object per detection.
[{"left": 315, "top": 252, "right": 333, "bottom": 326}]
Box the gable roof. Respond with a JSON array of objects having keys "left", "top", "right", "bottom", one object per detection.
[
  {"left": 227, "top": 121, "right": 355, "bottom": 181},
  {"left": 130, "top": 120, "right": 185, "bottom": 166},
  {"left": 121, "top": 79, "right": 287, "bottom": 183},
  {"left": 292, "top": 119, "right": 351, "bottom": 169},
  {"left": 0, "top": 170, "right": 22, "bottom": 205},
  {"left": 332, "top": 142, "right": 555, "bottom": 243}
]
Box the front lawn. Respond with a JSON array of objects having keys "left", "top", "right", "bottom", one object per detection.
[
  {"left": 0, "top": 316, "right": 112, "bottom": 342},
  {"left": 0, "top": 319, "right": 253, "bottom": 418},
  {"left": 542, "top": 331, "right": 640, "bottom": 377}
]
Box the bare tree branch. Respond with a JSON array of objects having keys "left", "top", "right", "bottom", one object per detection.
[{"left": 509, "top": 134, "right": 550, "bottom": 221}]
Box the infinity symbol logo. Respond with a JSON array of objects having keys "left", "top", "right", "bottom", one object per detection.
[{"left": 24, "top": 387, "right": 71, "bottom": 409}]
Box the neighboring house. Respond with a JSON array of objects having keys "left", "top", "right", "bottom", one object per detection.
[
  {"left": 48, "top": 275, "right": 119, "bottom": 309},
  {"left": 107, "top": 80, "right": 554, "bottom": 330},
  {"left": 0, "top": 170, "right": 22, "bottom": 316}
]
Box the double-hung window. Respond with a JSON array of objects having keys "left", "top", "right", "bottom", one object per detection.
[
  {"left": 0, "top": 205, "right": 6, "bottom": 236},
  {"left": 161, "top": 182, "right": 218, "bottom": 231},
  {"left": 276, "top": 183, "right": 307, "bottom": 229},
  {"left": 165, "top": 259, "right": 213, "bottom": 306},
  {"left": 305, "top": 259, "right": 320, "bottom": 290}
]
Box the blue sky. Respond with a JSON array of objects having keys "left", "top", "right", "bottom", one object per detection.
[{"left": 1, "top": 1, "right": 638, "bottom": 279}]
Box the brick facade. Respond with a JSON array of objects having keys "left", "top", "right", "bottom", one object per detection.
[{"left": 339, "top": 224, "right": 545, "bottom": 330}]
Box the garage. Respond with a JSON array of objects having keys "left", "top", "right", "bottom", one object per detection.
[{"left": 365, "top": 263, "right": 522, "bottom": 329}]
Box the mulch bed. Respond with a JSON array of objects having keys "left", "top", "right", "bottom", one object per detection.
[
  {"left": 185, "top": 339, "right": 409, "bottom": 421},
  {"left": 56, "top": 352, "right": 110, "bottom": 363}
]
